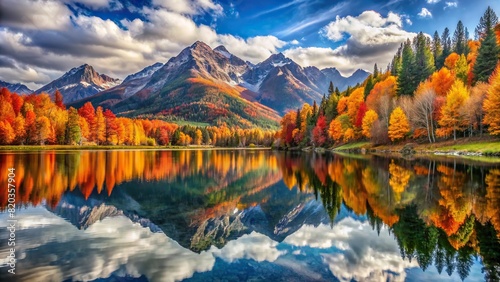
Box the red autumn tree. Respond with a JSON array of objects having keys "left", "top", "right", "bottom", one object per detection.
[
  {"left": 312, "top": 113, "right": 328, "bottom": 147},
  {"left": 103, "top": 109, "right": 118, "bottom": 144},
  {"left": 54, "top": 90, "right": 65, "bottom": 110},
  {"left": 355, "top": 102, "right": 368, "bottom": 128}
]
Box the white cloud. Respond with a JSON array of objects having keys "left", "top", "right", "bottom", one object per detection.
[
  {"left": 284, "top": 47, "right": 345, "bottom": 72},
  {"left": 211, "top": 232, "right": 285, "bottom": 263},
  {"left": 0, "top": 0, "right": 285, "bottom": 87},
  {"left": 321, "top": 11, "right": 405, "bottom": 42},
  {"left": 0, "top": 209, "right": 217, "bottom": 282},
  {"left": 290, "top": 39, "right": 300, "bottom": 45},
  {"left": 0, "top": 0, "right": 72, "bottom": 30},
  {"left": 418, "top": 8, "right": 433, "bottom": 18},
  {"left": 445, "top": 2, "right": 458, "bottom": 9},
  {"left": 0, "top": 208, "right": 286, "bottom": 281},
  {"left": 284, "top": 217, "right": 419, "bottom": 282},
  {"left": 284, "top": 11, "right": 416, "bottom": 75},
  {"left": 427, "top": 0, "right": 440, "bottom": 4},
  {"left": 152, "top": 0, "right": 223, "bottom": 16}
]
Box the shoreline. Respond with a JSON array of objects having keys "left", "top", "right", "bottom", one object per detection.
[{"left": 0, "top": 145, "right": 272, "bottom": 152}]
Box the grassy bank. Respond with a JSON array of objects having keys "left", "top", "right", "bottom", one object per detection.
[
  {"left": 333, "top": 138, "right": 500, "bottom": 155},
  {"left": 0, "top": 145, "right": 271, "bottom": 151},
  {"left": 331, "top": 142, "right": 371, "bottom": 151}
]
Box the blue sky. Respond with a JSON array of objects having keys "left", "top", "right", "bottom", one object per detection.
[{"left": 0, "top": 0, "right": 499, "bottom": 89}]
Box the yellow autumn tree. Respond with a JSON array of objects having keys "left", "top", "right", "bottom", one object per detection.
[
  {"left": 483, "top": 65, "right": 500, "bottom": 135},
  {"left": 344, "top": 128, "right": 355, "bottom": 142},
  {"left": 389, "top": 160, "right": 411, "bottom": 202},
  {"left": 388, "top": 107, "right": 410, "bottom": 141},
  {"left": 195, "top": 129, "right": 203, "bottom": 145},
  {"left": 438, "top": 79, "right": 469, "bottom": 140},
  {"left": 362, "top": 110, "right": 378, "bottom": 138}
]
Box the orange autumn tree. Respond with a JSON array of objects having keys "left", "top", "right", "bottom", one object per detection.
[
  {"left": 328, "top": 119, "right": 343, "bottom": 142},
  {"left": 438, "top": 79, "right": 469, "bottom": 140},
  {"left": 95, "top": 106, "right": 106, "bottom": 145},
  {"left": 388, "top": 107, "right": 410, "bottom": 141},
  {"left": 429, "top": 67, "right": 455, "bottom": 97},
  {"left": 0, "top": 121, "right": 15, "bottom": 144},
  {"left": 347, "top": 87, "right": 365, "bottom": 125},
  {"left": 483, "top": 65, "right": 500, "bottom": 135},
  {"left": 444, "top": 52, "right": 460, "bottom": 70}
]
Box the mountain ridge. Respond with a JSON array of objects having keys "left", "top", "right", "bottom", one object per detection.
[{"left": 41, "top": 41, "right": 368, "bottom": 126}]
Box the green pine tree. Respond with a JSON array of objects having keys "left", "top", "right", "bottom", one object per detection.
[
  {"left": 453, "top": 21, "right": 468, "bottom": 55},
  {"left": 432, "top": 31, "right": 444, "bottom": 69},
  {"left": 475, "top": 6, "right": 498, "bottom": 39},
  {"left": 397, "top": 39, "right": 418, "bottom": 96},
  {"left": 364, "top": 75, "right": 375, "bottom": 99},
  {"left": 473, "top": 28, "right": 500, "bottom": 83},
  {"left": 295, "top": 108, "right": 302, "bottom": 131},
  {"left": 439, "top": 27, "right": 452, "bottom": 66},
  {"left": 414, "top": 32, "right": 436, "bottom": 85},
  {"left": 391, "top": 44, "right": 403, "bottom": 75},
  {"left": 328, "top": 81, "right": 334, "bottom": 94}
]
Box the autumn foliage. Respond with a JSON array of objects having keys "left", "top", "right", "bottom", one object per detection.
[
  {"left": 0, "top": 88, "right": 275, "bottom": 147},
  {"left": 484, "top": 65, "right": 500, "bottom": 135},
  {"left": 276, "top": 7, "right": 500, "bottom": 147},
  {"left": 388, "top": 107, "right": 410, "bottom": 141}
]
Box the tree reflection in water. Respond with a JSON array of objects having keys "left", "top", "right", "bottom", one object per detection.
[{"left": 0, "top": 150, "right": 499, "bottom": 280}]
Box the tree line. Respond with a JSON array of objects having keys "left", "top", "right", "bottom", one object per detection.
[
  {"left": 0, "top": 89, "right": 276, "bottom": 147},
  {"left": 277, "top": 6, "right": 500, "bottom": 147}
]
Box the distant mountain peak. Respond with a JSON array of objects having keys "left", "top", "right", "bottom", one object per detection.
[
  {"left": 260, "top": 53, "right": 293, "bottom": 68},
  {"left": 352, "top": 68, "right": 369, "bottom": 75},
  {"left": 0, "top": 80, "right": 33, "bottom": 95},
  {"left": 190, "top": 41, "right": 212, "bottom": 51},
  {"left": 37, "top": 64, "right": 120, "bottom": 103},
  {"left": 214, "top": 45, "right": 232, "bottom": 58}
]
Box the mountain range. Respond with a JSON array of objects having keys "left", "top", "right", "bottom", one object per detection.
[{"left": 3, "top": 41, "right": 369, "bottom": 127}]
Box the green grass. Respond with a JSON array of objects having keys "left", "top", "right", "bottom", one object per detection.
[
  {"left": 332, "top": 142, "right": 372, "bottom": 151},
  {"left": 437, "top": 141, "right": 500, "bottom": 154}
]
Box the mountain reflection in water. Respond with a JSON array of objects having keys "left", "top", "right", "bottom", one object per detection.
[{"left": 0, "top": 150, "right": 499, "bottom": 281}]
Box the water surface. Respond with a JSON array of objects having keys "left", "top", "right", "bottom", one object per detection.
[{"left": 0, "top": 150, "right": 499, "bottom": 281}]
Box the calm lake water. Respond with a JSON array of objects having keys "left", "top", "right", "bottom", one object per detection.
[{"left": 0, "top": 150, "right": 499, "bottom": 281}]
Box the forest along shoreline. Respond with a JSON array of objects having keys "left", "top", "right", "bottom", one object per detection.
[{"left": 0, "top": 145, "right": 273, "bottom": 151}]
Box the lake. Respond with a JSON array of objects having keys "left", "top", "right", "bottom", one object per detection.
[{"left": 0, "top": 150, "right": 499, "bottom": 281}]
